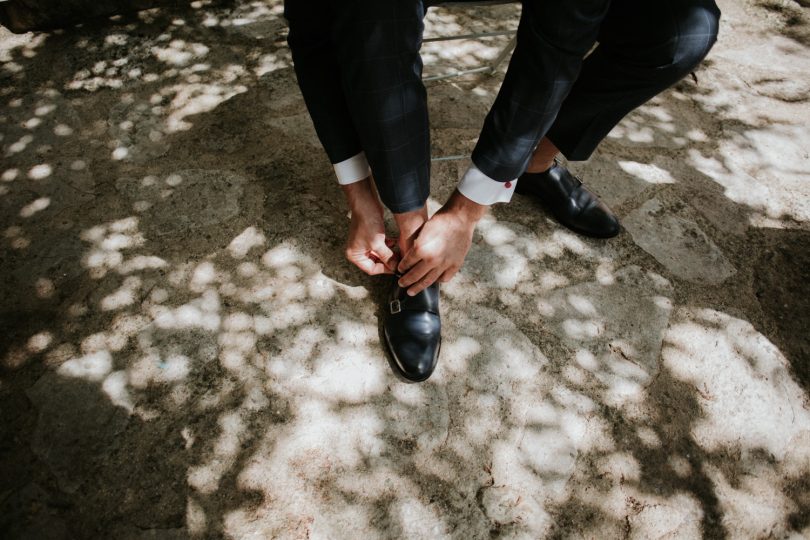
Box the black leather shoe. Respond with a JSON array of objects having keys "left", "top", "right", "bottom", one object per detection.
[
  {"left": 516, "top": 161, "right": 620, "bottom": 239},
  {"left": 383, "top": 281, "right": 441, "bottom": 382}
]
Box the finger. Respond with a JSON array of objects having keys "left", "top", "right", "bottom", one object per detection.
[
  {"left": 368, "top": 252, "right": 396, "bottom": 275},
  {"left": 438, "top": 266, "right": 459, "bottom": 283},
  {"left": 407, "top": 268, "right": 442, "bottom": 296},
  {"left": 353, "top": 256, "right": 391, "bottom": 276},
  {"left": 398, "top": 246, "right": 423, "bottom": 274},
  {"left": 386, "top": 250, "right": 402, "bottom": 271},
  {"left": 371, "top": 238, "right": 398, "bottom": 273},
  {"left": 398, "top": 260, "right": 432, "bottom": 288}
]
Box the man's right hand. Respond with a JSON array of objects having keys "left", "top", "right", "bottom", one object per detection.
[
  {"left": 342, "top": 178, "right": 399, "bottom": 275},
  {"left": 397, "top": 189, "right": 486, "bottom": 295}
]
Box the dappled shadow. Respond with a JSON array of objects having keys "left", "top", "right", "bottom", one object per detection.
[
  {"left": 754, "top": 0, "right": 810, "bottom": 47},
  {"left": 1, "top": 0, "right": 809, "bottom": 538}
]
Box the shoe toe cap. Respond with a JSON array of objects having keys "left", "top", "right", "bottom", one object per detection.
[
  {"left": 587, "top": 204, "right": 621, "bottom": 238},
  {"left": 385, "top": 313, "right": 441, "bottom": 382},
  {"left": 573, "top": 194, "right": 620, "bottom": 238}
]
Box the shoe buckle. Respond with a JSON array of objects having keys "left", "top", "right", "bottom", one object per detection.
[{"left": 390, "top": 299, "right": 401, "bottom": 314}]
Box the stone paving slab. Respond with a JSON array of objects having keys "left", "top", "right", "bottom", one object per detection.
[
  {"left": 624, "top": 197, "right": 737, "bottom": 285},
  {"left": 1, "top": 0, "right": 809, "bottom": 538}
]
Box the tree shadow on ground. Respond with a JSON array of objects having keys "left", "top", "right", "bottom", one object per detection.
[{"left": 1, "top": 0, "right": 809, "bottom": 538}]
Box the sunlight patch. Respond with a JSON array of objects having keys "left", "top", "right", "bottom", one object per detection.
[
  {"left": 102, "top": 370, "right": 134, "bottom": 412},
  {"left": 704, "top": 462, "right": 794, "bottom": 538},
  {"left": 394, "top": 497, "right": 449, "bottom": 538},
  {"left": 228, "top": 226, "right": 266, "bottom": 258},
  {"left": 307, "top": 344, "right": 387, "bottom": 403},
  {"left": 28, "top": 163, "right": 52, "bottom": 179},
  {"left": 58, "top": 351, "right": 113, "bottom": 382},
  {"left": 27, "top": 332, "right": 53, "bottom": 353},
  {"left": 165, "top": 82, "right": 247, "bottom": 132},
  {"left": 152, "top": 291, "right": 221, "bottom": 331},
  {"left": 100, "top": 276, "right": 141, "bottom": 311},
  {"left": 618, "top": 160, "right": 676, "bottom": 184},
  {"left": 663, "top": 308, "right": 810, "bottom": 459},
  {"left": 35, "top": 277, "right": 55, "bottom": 298}
]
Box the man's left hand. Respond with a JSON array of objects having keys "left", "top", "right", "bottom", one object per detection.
[{"left": 397, "top": 190, "right": 488, "bottom": 296}]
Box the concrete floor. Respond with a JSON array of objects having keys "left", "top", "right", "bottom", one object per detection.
[{"left": 1, "top": 0, "right": 809, "bottom": 538}]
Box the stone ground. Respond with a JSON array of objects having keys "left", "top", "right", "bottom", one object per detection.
[{"left": 1, "top": 0, "right": 809, "bottom": 538}]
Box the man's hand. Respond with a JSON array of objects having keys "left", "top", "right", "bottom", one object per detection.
[
  {"left": 397, "top": 190, "right": 488, "bottom": 295},
  {"left": 343, "top": 178, "right": 399, "bottom": 275}
]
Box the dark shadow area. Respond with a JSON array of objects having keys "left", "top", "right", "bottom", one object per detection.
[
  {"left": 1, "top": 0, "right": 809, "bottom": 538},
  {"left": 753, "top": 229, "right": 810, "bottom": 392},
  {"left": 756, "top": 0, "right": 810, "bottom": 46}
]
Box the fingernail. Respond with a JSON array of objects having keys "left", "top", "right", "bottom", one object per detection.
[{"left": 407, "top": 289, "right": 415, "bottom": 296}]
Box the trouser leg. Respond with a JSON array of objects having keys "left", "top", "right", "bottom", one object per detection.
[
  {"left": 471, "top": 0, "right": 612, "bottom": 181},
  {"left": 285, "top": 0, "right": 363, "bottom": 164},
  {"left": 546, "top": 0, "right": 721, "bottom": 160},
  {"left": 286, "top": 0, "right": 430, "bottom": 214},
  {"left": 331, "top": 0, "right": 430, "bottom": 213}
]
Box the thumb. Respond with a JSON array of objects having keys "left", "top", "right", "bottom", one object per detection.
[
  {"left": 354, "top": 257, "right": 389, "bottom": 276},
  {"left": 371, "top": 237, "right": 398, "bottom": 272}
]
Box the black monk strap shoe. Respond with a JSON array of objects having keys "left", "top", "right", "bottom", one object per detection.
[
  {"left": 383, "top": 280, "right": 441, "bottom": 383},
  {"left": 516, "top": 161, "right": 621, "bottom": 239}
]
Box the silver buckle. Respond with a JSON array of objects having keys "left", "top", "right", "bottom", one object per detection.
[{"left": 390, "top": 299, "right": 401, "bottom": 314}]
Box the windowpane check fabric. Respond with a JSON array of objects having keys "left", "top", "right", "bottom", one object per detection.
[
  {"left": 286, "top": 0, "right": 430, "bottom": 213},
  {"left": 286, "top": 0, "right": 720, "bottom": 212}
]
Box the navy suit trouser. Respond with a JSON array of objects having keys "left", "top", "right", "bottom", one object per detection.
[{"left": 285, "top": 0, "right": 721, "bottom": 213}]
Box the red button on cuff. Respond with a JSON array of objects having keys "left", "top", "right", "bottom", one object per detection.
[{"left": 504, "top": 181, "right": 512, "bottom": 189}]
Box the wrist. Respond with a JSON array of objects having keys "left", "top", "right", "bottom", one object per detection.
[
  {"left": 443, "top": 189, "right": 488, "bottom": 225},
  {"left": 342, "top": 177, "right": 382, "bottom": 216},
  {"left": 393, "top": 205, "right": 429, "bottom": 255}
]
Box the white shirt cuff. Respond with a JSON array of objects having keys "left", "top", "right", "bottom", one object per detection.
[
  {"left": 333, "top": 152, "right": 371, "bottom": 185},
  {"left": 457, "top": 164, "right": 516, "bottom": 205}
]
